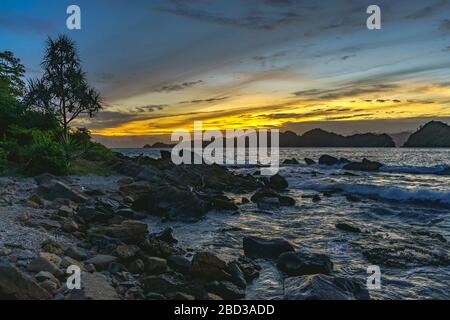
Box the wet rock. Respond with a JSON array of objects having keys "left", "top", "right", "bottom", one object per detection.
[
  {"left": 37, "top": 180, "right": 88, "bottom": 203},
  {"left": 267, "top": 174, "right": 289, "bottom": 191},
  {"left": 153, "top": 228, "right": 178, "bottom": 245},
  {"left": 277, "top": 251, "right": 334, "bottom": 276},
  {"left": 279, "top": 196, "right": 296, "bottom": 206},
  {"left": 236, "top": 256, "right": 261, "bottom": 282},
  {"left": 61, "top": 256, "right": 84, "bottom": 270},
  {"left": 191, "top": 252, "right": 231, "bottom": 281},
  {"left": 284, "top": 274, "right": 370, "bottom": 300},
  {"left": 85, "top": 255, "right": 117, "bottom": 271},
  {"left": 243, "top": 236, "right": 295, "bottom": 259},
  {"left": 65, "top": 246, "right": 88, "bottom": 261},
  {"left": 336, "top": 222, "right": 361, "bottom": 233},
  {"left": 27, "top": 253, "right": 63, "bottom": 277},
  {"left": 344, "top": 158, "right": 383, "bottom": 172},
  {"left": 87, "top": 220, "right": 148, "bottom": 244},
  {"left": 115, "top": 208, "right": 136, "bottom": 219},
  {"left": 304, "top": 158, "right": 316, "bottom": 165},
  {"left": 145, "top": 257, "right": 168, "bottom": 274},
  {"left": 107, "top": 262, "right": 128, "bottom": 275},
  {"left": 143, "top": 272, "right": 186, "bottom": 295},
  {"left": 67, "top": 272, "right": 120, "bottom": 300},
  {"left": 241, "top": 197, "right": 250, "bottom": 204},
  {"left": 78, "top": 206, "right": 114, "bottom": 223},
  {"left": 312, "top": 195, "right": 321, "bottom": 203},
  {"left": 40, "top": 279, "right": 58, "bottom": 293},
  {"left": 141, "top": 238, "right": 180, "bottom": 258},
  {"left": 319, "top": 155, "right": 339, "bottom": 166},
  {"left": 283, "top": 158, "right": 299, "bottom": 165},
  {"left": 35, "top": 271, "right": 60, "bottom": 286},
  {"left": 227, "top": 262, "right": 247, "bottom": 288},
  {"left": 0, "top": 260, "right": 51, "bottom": 300},
  {"left": 206, "top": 281, "right": 245, "bottom": 300},
  {"left": 257, "top": 197, "right": 280, "bottom": 210},
  {"left": 345, "top": 195, "right": 361, "bottom": 202},
  {"left": 209, "top": 198, "right": 239, "bottom": 211}
]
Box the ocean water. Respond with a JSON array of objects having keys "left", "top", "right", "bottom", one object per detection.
[{"left": 115, "top": 148, "right": 450, "bottom": 300}]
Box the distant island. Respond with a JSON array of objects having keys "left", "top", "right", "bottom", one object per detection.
[
  {"left": 143, "top": 128, "right": 396, "bottom": 148},
  {"left": 143, "top": 122, "right": 450, "bottom": 149},
  {"left": 403, "top": 121, "right": 450, "bottom": 148}
]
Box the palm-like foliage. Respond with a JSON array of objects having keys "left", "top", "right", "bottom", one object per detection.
[{"left": 24, "top": 35, "right": 102, "bottom": 135}]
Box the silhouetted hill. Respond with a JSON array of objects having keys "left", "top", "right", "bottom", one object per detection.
[
  {"left": 403, "top": 121, "right": 450, "bottom": 147},
  {"left": 280, "top": 129, "right": 395, "bottom": 147}
]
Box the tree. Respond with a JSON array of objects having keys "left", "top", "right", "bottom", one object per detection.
[
  {"left": 24, "top": 35, "right": 102, "bottom": 135},
  {"left": 0, "top": 51, "right": 26, "bottom": 98}
]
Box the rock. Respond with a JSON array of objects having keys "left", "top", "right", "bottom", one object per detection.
[
  {"left": 312, "top": 195, "right": 321, "bottom": 203},
  {"left": 115, "top": 208, "right": 135, "bottom": 219},
  {"left": 191, "top": 252, "right": 231, "bottom": 281},
  {"left": 243, "top": 236, "right": 295, "bottom": 259},
  {"left": 132, "top": 185, "right": 208, "bottom": 222},
  {"left": 145, "top": 257, "right": 167, "bottom": 274},
  {"left": 167, "top": 292, "right": 195, "bottom": 300},
  {"left": 78, "top": 206, "right": 114, "bottom": 223},
  {"left": 58, "top": 205, "right": 75, "bottom": 217},
  {"left": 61, "top": 256, "right": 84, "bottom": 270},
  {"left": 141, "top": 238, "right": 180, "bottom": 258},
  {"left": 283, "top": 158, "right": 299, "bottom": 165},
  {"left": 241, "top": 197, "right": 250, "bottom": 204},
  {"left": 67, "top": 272, "right": 120, "bottom": 300},
  {"left": 236, "top": 256, "right": 261, "bottom": 282},
  {"left": 344, "top": 158, "right": 383, "bottom": 172},
  {"left": 41, "top": 239, "right": 63, "bottom": 255},
  {"left": 227, "top": 262, "right": 247, "bottom": 288},
  {"left": 257, "top": 197, "right": 280, "bottom": 210},
  {"left": 279, "top": 196, "right": 296, "bottom": 206},
  {"left": 62, "top": 220, "right": 79, "bottom": 233},
  {"left": 107, "top": 262, "right": 128, "bottom": 275},
  {"left": 35, "top": 271, "right": 60, "bottom": 286},
  {"left": 251, "top": 188, "right": 279, "bottom": 202},
  {"left": 27, "top": 253, "right": 63, "bottom": 277},
  {"left": 85, "top": 255, "right": 118, "bottom": 271},
  {"left": 277, "top": 251, "right": 334, "bottom": 276},
  {"left": 85, "top": 263, "right": 96, "bottom": 273},
  {"left": 37, "top": 180, "right": 88, "bottom": 203},
  {"left": 319, "top": 155, "right": 339, "bottom": 165},
  {"left": 143, "top": 272, "right": 186, "bottom": 295},
  {"left": 28, "top": 194, "right": 44, "bottom": 207},
  {"left": 204, "top": 292, "right": 224, "bottom": 300},
  {"left": 40, "top": 279, "right": 58, "bottom": 293},
  {"left": 345, "top": 195, "right": 361, "bottom": 202},
  {"left": 206, "top": 281, "right": 245, "bottom": 300},
  {"left": 210, "top": 198, "right": 239, "bottom": 211},
  {"left": 128, "top": 259, "right": 145, "bottom": 274},
  {"left": 0, "top": 260, "right": 51, "bottom": 299},
  {"left": 119, "top": 181, "right": 152, "bottom": 195},
  {"left": 251, "top": 188, "right": 295, "bottom": 207},
  {"left": 152, "top": 228, "right": 178, "bottom": 245},
  {"left": 115, "top": 244, "right": 140, "bottom": 261},
  {"left": 268, "top": 174, "right": 289, "bottom": 191},
  {"left": 88, "top": 220, "right": 148, "bottom": 244},
  {"left": 28, "top": 219, "right": 61, "bottom": 231},
  {"left": 167, "top": 255, "right": 191, "bottom": 274},
  {"left": 304, "top": 158, "right": 315, "bottom": 165},
  {"left": 336, "top": 222, "right": 361, "bottom": 233},
  {"left": 65, "top": 246, "right": 88, "bottom": 261},
  {"left": 284, "top": 274, "right": 370, "bottom": 300}
]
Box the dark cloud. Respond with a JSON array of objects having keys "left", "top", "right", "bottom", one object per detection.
[
  {"left": 133, "top": 104, "right": 168, "bottom": 113},
  {"left": 155, "top": 80, "right": 204, "bottom": 92},
  {"left": 406, "top": 0, "right": 450, "bottom": 20},
  {"left": 440, "top": 19, "right": 450, "bottom": 30},
  {"left": 293, "top": 84, "right": 398, "bottom": 100},
  {"left": 179, "top": 96, "right": 229, "bottom": 104}
]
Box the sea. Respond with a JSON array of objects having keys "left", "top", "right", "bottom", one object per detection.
[{"left": 114, "top": 147, "right": 450, "bottom": 300}]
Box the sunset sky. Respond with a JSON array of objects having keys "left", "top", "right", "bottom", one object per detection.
[{"left": 1, "top": 0, "right": 450, "bottom": 147}]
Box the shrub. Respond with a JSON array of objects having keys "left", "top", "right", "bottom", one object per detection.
[
  {"left": 0, "top": 147, "right": 7, "bottom": 174},
  {"left": 23, "top": 131, "right": 69, "bottom": 176}
]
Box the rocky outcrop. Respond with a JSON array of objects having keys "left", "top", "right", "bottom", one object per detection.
[{"left": 343, "top": 158, "right": 383, "bottom": 172}]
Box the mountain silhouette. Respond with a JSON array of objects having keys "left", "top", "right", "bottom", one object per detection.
[{"left": 403, "top": 121, "right": 450, "bottom": 147}]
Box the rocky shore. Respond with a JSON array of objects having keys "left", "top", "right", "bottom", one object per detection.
[{"left": 0, "top": 152, "right": 396, "bottom": 300}]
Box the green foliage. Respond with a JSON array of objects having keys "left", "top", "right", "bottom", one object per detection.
[
  {"left": 0, "top": 147, "right": 7, "bottom": 175},
  {"left": 23, "top": 131, "right": 69, "bottom": 176},
  {"left": 0, "top": 51, "right": 26, "bottom": 98}
]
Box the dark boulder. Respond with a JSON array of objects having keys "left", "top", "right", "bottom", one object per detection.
[
  {"left": 319, "top": 155, "right": 339, "bottom": 166},
  {"left": 304, "top": 158, "right": 316, "bottom": 165},
  {"left": 152, "top": 228, "right": 178, "bottom": 245},
  {"left": 283, "top": 158, "right": 299, "bottom": 165},
  {"left": 243, "top": 236, "right": 295, "bottom": 259},
  {"left": 167, "top": 255, "right": 191, "bottom": 274},
  {"left": 277, "top": 251, "right": 333, "bottom": 276},
  {"left": 336, "top": 222, "right": 361, "bottom": 233},
  {"left": 284, "top": 274, "right": 370, "bottom": 300},
  {"left": 343, "top": 158, "right": 383, "bottom": 172},
  {"left": 37, "top": 181, "right": 88, "bottom": 203},
  {"left": 206, "top": 281, "right": 245, "bottom": 300},
  {"left": 267, "top": 174, "right": 289, "bottom": 191}
]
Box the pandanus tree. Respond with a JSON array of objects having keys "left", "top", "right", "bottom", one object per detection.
[{"left": 25, "top": 35, "right": 102, "bottom": 136}]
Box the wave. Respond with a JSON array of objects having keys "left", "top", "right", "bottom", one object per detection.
[
  {"left": 381, "top": 165, "right": 450, "bottom": 175},
  {"left": 295, "top": 182, "right": 450, "bottom": 206}
]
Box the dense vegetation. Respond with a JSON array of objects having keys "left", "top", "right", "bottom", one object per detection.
[
  {"left": 403, "top": 121, "right": 450, "bottom": 148},
  {"left": 0, "top": 36, "right": 114, "bottom": 177}
]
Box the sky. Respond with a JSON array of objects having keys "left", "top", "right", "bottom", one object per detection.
[{"left": 1, "top": 0, "right": 450, "bottom": 147}]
